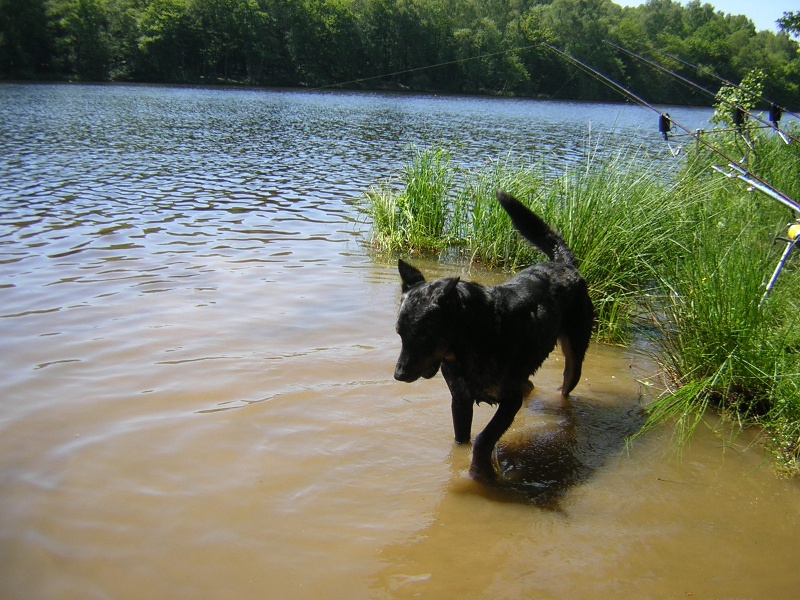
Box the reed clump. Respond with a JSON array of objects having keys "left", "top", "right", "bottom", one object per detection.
[
  {"left": 363, "top": 128, "right": 800, "bottom": 473},
  {"left": 365, "top": 147, "right": 454, "bottom": 254}
]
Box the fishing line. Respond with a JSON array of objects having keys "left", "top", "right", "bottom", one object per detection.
[
  {"left": 313, "top": 37, "right": 799, "bottom": 213},
  {"left": 312, "top": 44, "right": 541, "bottom": 91}
]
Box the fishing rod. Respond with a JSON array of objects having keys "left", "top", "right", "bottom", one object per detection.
[
  {"left": 644, "top": 43, "right": 800, "bottom": 123},
  {"left": 540, "top": 43, "right": 652, "bottom": 109},
  {"left": 543, "top": 42, "right": 800, "bottom": 302},
  {"left": 603, "top": 39, "right": 799, "bottom": 145},
  {"left": 542, "top": 42, "right": 691, "bottom": 154},
  {"left": 540, "top": 44, "right": 756, "bottom": 171},
  {"left": 322, "top": 38, "right": 800, "bottom": 217},
  {"left": 599, "top": 41, "right": 800, "bottom": 213}
]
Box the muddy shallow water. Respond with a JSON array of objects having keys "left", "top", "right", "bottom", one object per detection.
[{"left": 1, "top": 84, "right": 799, "bottom": 599}]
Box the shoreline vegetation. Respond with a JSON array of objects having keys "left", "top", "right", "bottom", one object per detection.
[
  {"left": 363, "top": 115, "right": 800, "bottom": 475},
  {"left": 2, "top": 1, "right": 799, "bottom": 109}
]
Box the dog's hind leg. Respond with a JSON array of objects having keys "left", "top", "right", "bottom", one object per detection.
[
  {"left": 559, "top": 334, "right": 580, "bottom": 397},
  {"left": 442, "top": 362, "right": 473, "bottom": 444},
  {"left": 470, "top": 395, "right": 523, "bottom": 480},
  {"left": 559, "top": 294, "right": 594, "bottom": 396}
]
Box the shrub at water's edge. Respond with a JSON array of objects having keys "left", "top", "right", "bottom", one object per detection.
[{"left": 363, "top": 134, "right": 800, "bottom": 473}]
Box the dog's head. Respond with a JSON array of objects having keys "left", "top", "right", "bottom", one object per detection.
[{"left": 394, "top": 259, "right": 460, "bottom": 383}]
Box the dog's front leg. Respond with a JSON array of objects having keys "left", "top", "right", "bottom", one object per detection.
[
  {"left": 451, "top": 392, "right": 473, "bottom": 444},
  {"left": 442, "top": 361, "right": 473, "bottom": 444},
  {"left": 470, "top": 396, "right": 523, "bottom": 481}
]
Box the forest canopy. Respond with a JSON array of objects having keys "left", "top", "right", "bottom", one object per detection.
[{"left": 1, "top": 0, "right": 799, "bottom": 107}]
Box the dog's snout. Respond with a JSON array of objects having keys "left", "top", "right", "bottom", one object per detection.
[
  {"left": 394, "top": 359, "right": 417, "bottom": 382},
  {"left": 394, "top": 365, "right": 410, "bottom": 382}
]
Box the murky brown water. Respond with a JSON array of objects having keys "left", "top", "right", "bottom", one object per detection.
[{"left": 2, "top": 84, "right": 799, "bottom": 599}]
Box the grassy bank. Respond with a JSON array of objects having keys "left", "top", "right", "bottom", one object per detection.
[{"left": 363, "top": 130, "right": 800, "bottom": 473}]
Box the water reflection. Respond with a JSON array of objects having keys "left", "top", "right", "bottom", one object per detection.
[{"left": 484, "top": 395, "right": 645, "bottom": 509}]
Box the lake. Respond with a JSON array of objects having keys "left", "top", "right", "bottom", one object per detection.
[{"left": 1, "top": 83, "right": 798, "bottom": 599}]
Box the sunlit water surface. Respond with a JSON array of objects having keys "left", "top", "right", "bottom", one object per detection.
[{"left": 1, "top": 83, "right": 798, "bottom": 599}]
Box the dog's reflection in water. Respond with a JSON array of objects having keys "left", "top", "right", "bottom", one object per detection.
[{"left": 455, "top": 394, "right": 645, "bottom": 510}]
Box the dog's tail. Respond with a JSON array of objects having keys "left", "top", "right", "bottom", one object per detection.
[{"left": 496, "top": 190, "right": 576, "bottom": 265}]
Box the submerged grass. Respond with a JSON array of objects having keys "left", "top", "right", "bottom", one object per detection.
[{"left": 363, "top": 128, "right": 800, "bottom": 473}]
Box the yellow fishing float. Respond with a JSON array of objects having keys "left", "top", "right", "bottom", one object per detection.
[{"left": 788, "top": 223, "right": 800, "bottom": 241}]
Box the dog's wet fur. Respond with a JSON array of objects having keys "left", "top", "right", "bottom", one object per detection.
[{"left": 394, "top": 190, "right": 595, "bottom": 481}]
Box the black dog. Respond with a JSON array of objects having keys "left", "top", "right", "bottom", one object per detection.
[{"left": 393, "top": 190, "right": 594, "bottom": 480}]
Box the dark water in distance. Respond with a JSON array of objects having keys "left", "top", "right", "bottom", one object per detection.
[{"left": 2, "top": 83, "right": 798, "bottom": 599}]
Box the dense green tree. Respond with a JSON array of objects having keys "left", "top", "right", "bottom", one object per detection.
[
  {"left": 134, "top": 0, "right": 196, "bottom": 81},
  {"left": 247, "top": 0, "right": 290, "bottom": 83},
  {"left": 49, "top": 0, "right": 113, "bottom": 80},
  {"left": 2, "top": 0, "right": 798, "bottom": 106},
  {"left": 285, "top": 0, "right": 365, "bottom": 85},
  {"left": 517, "top": 4, "right": 562, "bottom": 96},
  {"left": 191, "top": 0, "right": 257, "bottom": 79},
  {"left": 539, "top": 0, "right": 623, "bottom": 100},
  {"left": 360, "top": 0, "right": 443, "bottom": 87},
  {"left": 778, "top": 11, "right": 800, "bottom": 36},
  {"left": 0, "top": 0, "right": 54, "bottom": 78},
  {"left": 105, "top": 0, "right": 146, "bottom": 79}
]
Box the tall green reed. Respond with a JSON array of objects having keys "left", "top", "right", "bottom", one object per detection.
[
  {"left": 451, "top": 154, "right": 545, "bottom": 270},
  {"left": 365, "top": 146, "right": 454, "bottom": 253},
  {"left": 534, "top": 150, "right": 687, "bottom": 342}
]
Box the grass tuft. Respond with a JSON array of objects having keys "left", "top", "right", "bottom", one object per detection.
[{"left": 365, "top": 147, "right": 454, "bottom": 254}]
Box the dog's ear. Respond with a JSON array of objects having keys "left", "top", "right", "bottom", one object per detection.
[
  {"left": 398, "top": 259, "right": 425, "bottom": 292},
  {"left": 434, "top": 277, "right": 460, "bottom": 306}
]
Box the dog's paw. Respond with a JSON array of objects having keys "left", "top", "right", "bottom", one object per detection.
[
  {"left": 469, "top": 460, "right": 498, "bottom": 483},
  {"left": 469, "top": 455, "right": 498, "bottom": 483}
]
